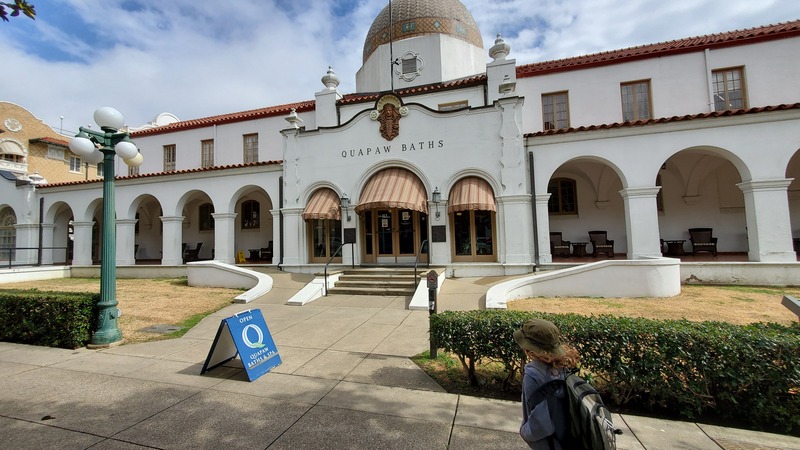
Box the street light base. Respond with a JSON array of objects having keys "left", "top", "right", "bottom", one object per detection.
[{"left": 87, "top": 338, "right": 124, "bottom": 349}]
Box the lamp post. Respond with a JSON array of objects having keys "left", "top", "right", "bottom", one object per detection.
[{"left": 69, "top": 107, "right": 143, "bottom": 347}]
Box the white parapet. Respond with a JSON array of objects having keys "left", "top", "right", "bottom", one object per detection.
[{"left": 485, "top": 257, "right": 681, "bottom": 309}]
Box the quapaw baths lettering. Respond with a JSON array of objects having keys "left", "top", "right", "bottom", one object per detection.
[{"left": 341, "top": 139, "right": 445, "bottom": 158}]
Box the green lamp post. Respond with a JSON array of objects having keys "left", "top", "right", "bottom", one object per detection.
[{"left": 69, "top": 107, "right": 143, "bottom": 347}]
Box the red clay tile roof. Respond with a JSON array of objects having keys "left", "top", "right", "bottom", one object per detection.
[
  {"left": 526, "top": 103, "right": 800, "bottom": 138},
  {"left": 517, "top": 20, "right": 800, "bottom": 78},
  {"left": 28, "top": 137, "right": 69, "bottom": 147},
  {"left": 340, "top": 75, "right": 487, "bottom": 105},
  {"left": 36, "top": 160, "right": 282, "bottom": 189},
  {"left": 131, "top": 101, "right": 316, "bottom": 137}
]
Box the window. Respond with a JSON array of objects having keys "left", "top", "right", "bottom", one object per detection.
[
  {"left": 241, "top": 200, "right": 260, "bottom": 229},
  {"left": 541, "top": 92, "right": 569, "bottom": 130},
  {"left": 128, "top": 165, "right": 140, "bottom": 176},
  {"left": 713, "top": 67, "right": 746, "bottom": 111},
  {"left": 548, "top": 178, "right": 577, "bottom": 214},
  {"left": 243, "top": 134, "right": 258, "bottom": 164},
  {"left": 199, "top": 203, "right": 215, "bottom": 231},
  {"left": 69, "top": 156, "right": 82, "bottom": 173},
  {"left": 0, "top": 209, "right": 16, "bottom": 262},
  {"left": 47, "top": 146, "right": 65, "bottom": 160},
  {"left": 621, "top": 80, "right": 651, "bottom": 122},
  {"left": 308, "top": 218, "right": 343, "bottom": 262},
  {"left": 96, "top": 162, "right": 104, "bottom": 178},
  {"left": 201, "top": 139, "right": 214, "bottom": 168},
  {"left": 452, "top": 210, "right": 496, "bottom": 262},
  {"left": 163, "top": 144, "right": 176, "bottom": 172},
  {"left": 402, "top": 57, "right": 417, "bottom": 74}
]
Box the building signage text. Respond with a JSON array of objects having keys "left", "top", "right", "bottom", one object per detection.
[{"left": 341, "top": 139, "right": 445, "bottom": 159}]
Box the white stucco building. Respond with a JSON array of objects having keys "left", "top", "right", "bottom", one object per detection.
[{"left": 3, "top": 0, "right": 800, "bottom": 283}]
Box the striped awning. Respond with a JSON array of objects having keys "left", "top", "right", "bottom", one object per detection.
[
  {"left": 354, "top": 168, "right": 428, "bottom": 214},
  {"left": 0, "top": 141, "right": 25, "bottom": 157},
  {"left": 448, "top": 177, "right": 497, "bottom": 213},
  {"left": 302, "top": 188, "right": 341, "bottom": 221}
]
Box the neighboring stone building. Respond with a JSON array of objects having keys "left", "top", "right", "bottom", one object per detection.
[{"left": 3, "top": 1, "right": 800, "bottom": 284}]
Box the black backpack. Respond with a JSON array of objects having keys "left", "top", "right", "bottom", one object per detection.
[{"left": 528, "top": 371, "right": 622, "bottom": 450}]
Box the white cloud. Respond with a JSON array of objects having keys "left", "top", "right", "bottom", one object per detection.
[{"left": 2, "top": 0, "right": 799, "bottom": 135}]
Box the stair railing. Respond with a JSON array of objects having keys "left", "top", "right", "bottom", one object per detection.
[
  {"left": 413, "top": 239, "right": 430, "bottom": 290},
  {"left": 323, "top": 241, "right": 353, "bottom": 296}
]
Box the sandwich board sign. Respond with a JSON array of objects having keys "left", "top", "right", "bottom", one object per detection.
[{"left": 201, "top": 309, "right": 281, "bottom": 382}]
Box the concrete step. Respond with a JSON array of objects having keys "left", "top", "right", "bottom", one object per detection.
[{"left": 326, "top": 286, "right": 415, "bottom": 296}]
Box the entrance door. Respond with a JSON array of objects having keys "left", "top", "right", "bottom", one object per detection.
[{"left": 363, "top": 208, "right": 427, "bottom": 264}]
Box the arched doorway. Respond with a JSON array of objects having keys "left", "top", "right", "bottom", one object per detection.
[
  {"left": 302, "top": 187, "right": 343, "bottom": 263},
  {"left": 355, "top": 168, "right": 429, "bottom": 265},
  {"left": 448, "top": 177, "right": 497, "bottom": 262}
]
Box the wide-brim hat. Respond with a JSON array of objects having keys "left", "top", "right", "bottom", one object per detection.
[{"left": 513, "top": 318, "right": 566, "bottom": 356}]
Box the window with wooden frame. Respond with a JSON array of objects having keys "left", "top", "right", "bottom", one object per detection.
[
  {"left": 547, "top": 178, "right": 578, "bottom": 215},
  {"left": 620, "top": 80, "right": 652, "bottom": 122},
  {"left": 541, "top": 91, "right": 569, "bottom": 130},
  {"left": 241, "top": 200, "right": 260, "bottom": 229},
  {"left": 243, "top": 134, "right": 258, "bottom": 164},
  {"left": 128, "top": 165, "right": 139, "bottom": 176},
  {"left": 199, "top": 203, "right": 215, "bottom": 231},
  {"left": 201, "top": 139, "right": 214, "bottom": 168},
  {"left": 712, "top": 67, "right": 746, "bottom": 111},
  {"left": 96, "top": 162, "right": 104, "bottom": 178},
  {"left": 69, "top": 156, "right": 82, "bottom": 173},
  {"left": 163, "top": 144, "right": 176, "bottom": 172}
]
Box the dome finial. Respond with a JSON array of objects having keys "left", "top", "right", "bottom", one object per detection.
[
  {"left": 489, "top": 34, "right": 511, "bottom": 61},
  {"left": 321, "top": 66, "right": 340, "bottom": 90}
]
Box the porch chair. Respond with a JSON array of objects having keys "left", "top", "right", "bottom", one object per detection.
[
  {"left": 688, "top": 228, "right": 718, "bottom": 256},
  {"left": 184, "top": 242, "right": 202, "bottom": 263},
  {"left": 549, "top": 232, "right": 572, "bottom": 257},
  {"left": 588, "top": 230, "right": 615, "bottom": 257},
  {"left": 260, "top": 241, "right": 273, "bottom": 261}
]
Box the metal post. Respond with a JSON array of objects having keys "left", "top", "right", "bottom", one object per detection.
[{"left": 427, "top": 269, "right": 438, "bottom": 359}]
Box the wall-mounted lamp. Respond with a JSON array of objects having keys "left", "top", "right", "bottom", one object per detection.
[
  {"left": 340, "top": 194, "right": 351, "bottom": 222},
  {"left": 432, "top": 187, "right": 442, "bottom": 219}
]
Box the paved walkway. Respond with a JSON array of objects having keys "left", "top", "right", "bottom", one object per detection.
[{"left": 1, "top": 271, "right": 798, "bottom": 449}]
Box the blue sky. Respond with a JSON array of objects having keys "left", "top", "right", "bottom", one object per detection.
[{"left": 3, "top": 0, "right": 800, "bottom": 135}]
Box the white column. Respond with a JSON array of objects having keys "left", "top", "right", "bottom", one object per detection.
[
  {"left": 534, "top": 193, "right": 552, "bottom": 264},
  {"left": 738, "top": 179, "right": 796, "bottom": 262},
  {"left": 72, "top": 221, "right": 94, "bottom": 266},
  {"left": 620, "top": 187, "right": 662, "bottom": 259},
  {"left": 212, "top": 212, "right": 237, "bottom": 264},
  {"left": 498, "top": 194, "right": 533, "bottom": 265},
  {"left": 281, "top": 208, "right": 304, "bottom": 266},
  {"left": 270, "top": 209, "right": 281, "bottom": 265},
  {"left": 12, "top": 223, "right": 38, "bottom": 265},
  {"left": 116, "top": 219, "right": 137, "bottom": 265},
  {"left": 160, "top": 216, "right": 184, "bottom": 265}
]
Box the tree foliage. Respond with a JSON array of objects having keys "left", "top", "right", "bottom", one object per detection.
[{"left": 1, "top": 1, "right": 36, "bottom": 22}]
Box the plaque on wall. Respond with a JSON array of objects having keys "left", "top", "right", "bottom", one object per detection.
[
  {"left": 431, "top": 225, "right": 447, "bottom": 243},
  {"left": 343, "top": 228, "right": 357, "bottom": 244}
]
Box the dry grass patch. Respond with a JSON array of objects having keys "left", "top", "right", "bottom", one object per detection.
[
  {"left": 507, "top": 284, "right": 800, "bottom": 325},
  {"left": 0, "top": 278, "right": 241, "bottom": 344}
]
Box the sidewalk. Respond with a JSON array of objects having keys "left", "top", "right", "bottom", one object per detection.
[{"left": 1, "top": 271, "right": 798, "bottom": 449}]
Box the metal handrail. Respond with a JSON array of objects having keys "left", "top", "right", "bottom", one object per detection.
[
  {"left": 413, "top": 239, "right": 430, "bottom": 290},
  {"left": 323, "top": 242, "right": 354, "bottom": 296},
  {"left": 1, "top": 246, "right": 69, "bottom": 268}
]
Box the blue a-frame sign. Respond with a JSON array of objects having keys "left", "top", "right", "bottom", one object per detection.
[{"left": 201, "top": 309, "right": 281, "bottom": 382}]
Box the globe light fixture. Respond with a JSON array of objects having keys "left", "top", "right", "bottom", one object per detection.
[{"left": 68, "top": 107, "right": 144, "bottom": 347}]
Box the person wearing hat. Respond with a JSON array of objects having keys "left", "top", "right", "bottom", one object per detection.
[{"left": 514, "top": 318, "right": 580, "bottom": 449}]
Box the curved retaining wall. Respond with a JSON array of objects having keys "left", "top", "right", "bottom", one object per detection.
[
  {"left": 486, "top": 258, "right": 681, "bottom": 309},
  {"left": 187, "top": 261, "right": 273, "bottom": 304}
]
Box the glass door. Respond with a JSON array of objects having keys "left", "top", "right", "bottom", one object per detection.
[{"left": 377, "top": 210, "right": 393, "bottom": 255}]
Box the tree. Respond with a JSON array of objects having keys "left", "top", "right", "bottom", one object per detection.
[{"left": 1, "top": 1, "right": 35, "bottom": 22}]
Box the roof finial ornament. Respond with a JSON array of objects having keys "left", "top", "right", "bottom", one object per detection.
[
  {"left": 489, "top": 34, "right": 511, "bottom": 61},
  {"left": 285, "top": 108, "right": 304, "bottom": 128},
  {"left": 321, "top": 66, "right": 340, "bottom": 90}
]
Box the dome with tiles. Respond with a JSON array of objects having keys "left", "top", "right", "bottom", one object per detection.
[{"left": 363, "top": 0, "right": 483, "bottom": 63}]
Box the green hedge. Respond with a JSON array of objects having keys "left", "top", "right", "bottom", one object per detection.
[
  {"left": 429, "top": 310, "right": 800, "bottom": 434},
  {"left": 0, "top": 290, "right": 97, "bottom": 349}
]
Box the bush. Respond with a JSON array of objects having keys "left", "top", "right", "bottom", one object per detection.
[
  {"left": 0, "top": 289, "right": 97, "bottom": 349},
  {"left": 429, "top": 310, "right": 800, "bottom": 434}
]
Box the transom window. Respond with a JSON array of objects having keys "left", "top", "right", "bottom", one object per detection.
[
  {"left": 201, "top": 139, "right": 214, "bottom": 168},
  {"left": 241, "top": 200, "right": 260, "bottom": 229},
  {"left": 548, "top": 178, "right": 577, "bottom": 215},
  {"left": 163, "top": 144, "right": 176, "bottom": 172},
  {"left": 243, "top": 134, "right": 258, "bottom": 164},
  {"left": 621, "top": 80, "right": 651, "bottom": 122},
  {"left": 713, "top": 67, "right": 746, "bottom": 111},
  {"left": 541, "top": 91, "right": 569, "bottom": 130}
]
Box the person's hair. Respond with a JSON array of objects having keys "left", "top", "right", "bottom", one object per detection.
[{"left": 525, "top": 344, "right": 580, "bottom": 369}]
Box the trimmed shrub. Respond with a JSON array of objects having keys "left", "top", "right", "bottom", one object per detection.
[
  {"left": 0, "top": 289, "right": 97, "bottom": 349},
  {"left": 429, "top": 310, "right": 800, "bottom": 434}
]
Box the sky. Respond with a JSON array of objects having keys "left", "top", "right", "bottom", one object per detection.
[{"left": 3, "top": 0, "right": 800, "bottom": 136}]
